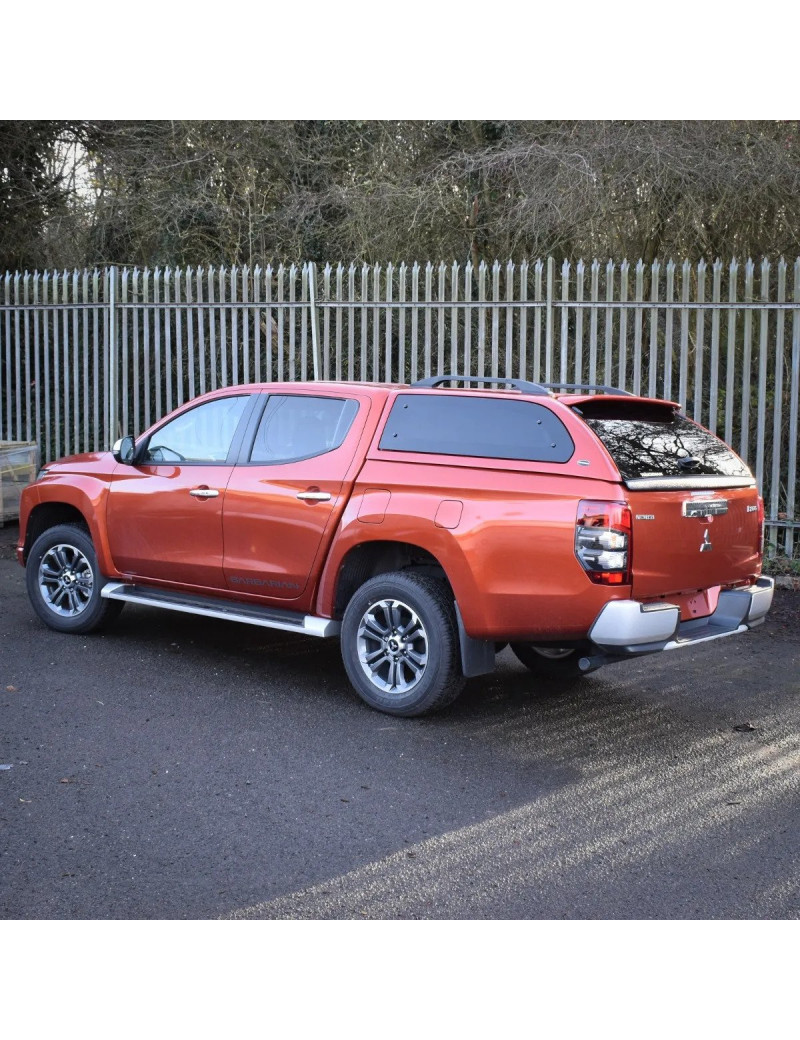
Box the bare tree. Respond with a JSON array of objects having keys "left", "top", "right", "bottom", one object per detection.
[{"left": 2, "top": 120, "right": 798, "bottom": 271}]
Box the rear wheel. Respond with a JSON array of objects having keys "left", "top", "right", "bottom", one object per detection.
[
  {"left": 26, "top": 524, "right": 123, "bottom": 634},
  {"left": 510, "top": 642, "right": 586, "bottom": 680},
  {"left": 341, "top": 571, "right": 465, "bottom": 717}
]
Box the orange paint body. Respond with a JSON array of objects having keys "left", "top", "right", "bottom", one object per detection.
[{"left": 17, "top": 382, "right": 764, "bottom": 641}]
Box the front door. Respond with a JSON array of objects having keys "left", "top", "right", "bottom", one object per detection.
[{"left": 107, "top": 394, "right": 253, "bottom": 589}]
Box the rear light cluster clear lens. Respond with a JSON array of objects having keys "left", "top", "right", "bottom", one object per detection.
[{"left": 575, "top": 500, "right": 632, "bottom": 585}]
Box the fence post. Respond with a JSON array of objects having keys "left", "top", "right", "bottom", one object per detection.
[
  {"left": 545, "top": 256, "right": 555, "bottom": 382},
  {"left": 308, "top": 262, "right": 322, "bottom": 380},
  {"left": 107, "top": 265, "right": 119, "bottom": 446}
]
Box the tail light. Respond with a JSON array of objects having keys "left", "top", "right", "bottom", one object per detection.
[
  {"left": 575, "top": 500, "right": 632, "bottom": 585},
  {"left": 757, "top": 495, "right": 764, "bottom": 553}
]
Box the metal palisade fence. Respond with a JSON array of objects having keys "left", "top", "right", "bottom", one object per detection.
[{"left": 1, "top": 258, "right": 799, "bottom": 554}]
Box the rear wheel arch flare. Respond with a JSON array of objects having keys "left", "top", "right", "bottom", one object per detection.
[{"left": 334, "top": 540, "right": 451, "bottom": 617}]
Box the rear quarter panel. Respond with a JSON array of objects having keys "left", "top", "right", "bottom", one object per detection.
[{"left": 318, "top": 454, "right": 630, "bottom": 641}]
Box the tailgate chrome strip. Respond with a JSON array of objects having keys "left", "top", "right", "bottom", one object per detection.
[{"left": 100, "top": 582, "right": 340, "bottom": 637}]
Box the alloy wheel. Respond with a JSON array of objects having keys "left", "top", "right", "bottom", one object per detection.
[
  {"left": 356, "top": 597, "right": 429, "bottom": 695},
  {"left": 37, "top": 543, "right": 94, "bottom": 618}
]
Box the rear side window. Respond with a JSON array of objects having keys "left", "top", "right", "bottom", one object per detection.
[
  {"left": 249, "top": 395, "right": 358, "bottom": 464},
  {"left": 379, "top": 394, "right": 574, "bottom": 463},
  {"left": 574, "top": 400, "right": 752, "bottom": 484}
]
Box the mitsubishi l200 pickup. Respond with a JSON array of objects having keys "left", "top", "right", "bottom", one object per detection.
[{"left": 17, "top": 375, "right": 773, "bottom": 716}]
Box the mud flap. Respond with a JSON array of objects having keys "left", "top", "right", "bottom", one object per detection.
[{"left": 454, "top": 603, "right": 496, "bottom": 678}]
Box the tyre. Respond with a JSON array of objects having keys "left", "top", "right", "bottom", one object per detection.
[
  {"left": 510, "top": 642, "right": 586, "bottom": 680},
  {"left": 26, "top": 523, "right": 124, "bottom": 634},
  {"left": 340, "top": 570, "right": 465, "bottom": 717}
]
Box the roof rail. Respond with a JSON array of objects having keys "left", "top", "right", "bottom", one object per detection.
[
  {"left": 539, "top": 382, "right": 634, "bottom": 397},
  {"left": 410, "top": 375, "right": 633, "bottom": 397},
  {"left": 411, "top": 375, "right": 549, "bottom": 396}
]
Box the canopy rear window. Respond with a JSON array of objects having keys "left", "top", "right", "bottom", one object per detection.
[
  {"left": 573, "top": 399, "right": 752, "bottom": 486},
  {"left": 379, "top": 393, "right": 574, "bottom": 463}
]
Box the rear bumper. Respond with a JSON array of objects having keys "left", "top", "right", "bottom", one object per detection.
[{"left": 588, "top": 576, "right": 774, "bottom": 657}]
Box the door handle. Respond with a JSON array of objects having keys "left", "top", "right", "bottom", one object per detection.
[
  {"left": 189, "top": 488, "right": 219, "bottom": 499},
  {"left": 296, "top": 491, "right": 331, "bottom": 502}
]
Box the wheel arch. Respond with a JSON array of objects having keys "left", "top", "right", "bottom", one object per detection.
[
  {"left": 23, "top": 487, "right": 118, "bottom": 579},
  {"left": 331, "top": 539, "right": 452, "bottom": 618},
  {"left": 23, "top": 502, "right": 90, "bottom": 562}
]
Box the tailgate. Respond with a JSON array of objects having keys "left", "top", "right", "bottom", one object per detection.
[
  {"left": 569, "top": 396, "right": 762, "bottom": 598},
  {"left": 629, "top": 486, "right": 761, "bottom": 598}
]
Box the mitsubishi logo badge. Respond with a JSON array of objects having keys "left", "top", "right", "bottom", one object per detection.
[{"left": 700, "top": 529, "right": 713, "bottom": 553}]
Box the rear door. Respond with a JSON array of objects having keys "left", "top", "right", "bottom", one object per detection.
[
  {"left": 573, "top": 399, "right": 762, "bottom": 597},
  {"left": 221, "top": 390, "right": 371, "bottom": 604}
]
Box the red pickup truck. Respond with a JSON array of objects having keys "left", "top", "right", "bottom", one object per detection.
[{"left": 17, "top": 376, "right": 773, "bottom": 717}]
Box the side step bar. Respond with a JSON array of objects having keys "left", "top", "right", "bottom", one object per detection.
[{"left": 100, "top": 582, "right": 341, "bottom": 638}]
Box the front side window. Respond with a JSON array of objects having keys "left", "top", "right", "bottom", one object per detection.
[
  {"left": 143, "top": 395, "right": 250, "bottom": 463},
  {"left": 249, "top": 395, "right": 359, "bottom": 464}
]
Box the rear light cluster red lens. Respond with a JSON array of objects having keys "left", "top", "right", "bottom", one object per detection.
[
  {"left": 757, "top": 496, "right": 765, "bottom": 553},
  {"left": 575, "top": 500, "right": 632, "bottom": 585}
]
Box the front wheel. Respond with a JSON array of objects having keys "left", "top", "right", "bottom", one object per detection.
[
  {"left": 26, "top": 523, "right": 123, "bottom": 634},
  {"left": 510, "top": 642, "right": 586, "bottom": 680},
  {"left": 340, "top": 571, "right": 465, "bottom": 717}
]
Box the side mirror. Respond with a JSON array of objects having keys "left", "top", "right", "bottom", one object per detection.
[{"left": 112, "top": 436, "right": 137, "bottom": 464}]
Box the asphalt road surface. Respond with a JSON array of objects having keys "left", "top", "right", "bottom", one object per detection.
[{"left": 2, "top": 529, "right": 799, "bottom": 920}]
